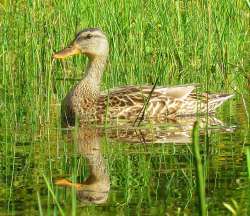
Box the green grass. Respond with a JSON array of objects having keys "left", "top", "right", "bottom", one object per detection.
[
  {"left": 247, "top": 147, "right": 250, "bottom": 180},
  {"left": 192, "top": 121, "right": 206, "bottom": 215},
  {"left": 0, "top": 0, "right": 249, "bottom": 215}
]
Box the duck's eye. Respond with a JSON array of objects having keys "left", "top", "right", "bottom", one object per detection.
[
  {"left": 85, "top": 34, "right": 92, "bottom": 39},
  {"left": 76, "top": 34, "right": 92, "bottom": 42}
]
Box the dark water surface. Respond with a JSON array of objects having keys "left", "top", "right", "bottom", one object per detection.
[{"left": 0, "top": 98, "right": 250, "bottom": 215}]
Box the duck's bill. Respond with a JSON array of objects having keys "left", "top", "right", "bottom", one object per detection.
[
  {"left": 55, "top": 178, "right": 83, "bottom": 190},
  {"left": 53, "top": 46, "right": 80, "bottom": 59}
]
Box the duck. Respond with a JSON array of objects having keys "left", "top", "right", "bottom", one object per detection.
[{"left": 53, "top": 28, "right": 233, "bottom": 127}]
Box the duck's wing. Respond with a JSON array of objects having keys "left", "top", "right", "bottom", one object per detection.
[
  {"left": 176, "top": 92, "right": 234, "bottom": 115},
  {"left": 98, "top": 85, "right": 196, "bottom": 119},
  {"left": 101, "top": 84, "right": 196, "bottom": 99}
]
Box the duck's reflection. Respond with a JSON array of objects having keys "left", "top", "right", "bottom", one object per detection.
[
  {"left": 106, "top": 116, "right": 234, "bottom": 144},
  {"left": 56, "top": 128, "right": 110, "bottom": 204},
  {"left": 55, "top": 116, "right": 233, "bottom": 204}
]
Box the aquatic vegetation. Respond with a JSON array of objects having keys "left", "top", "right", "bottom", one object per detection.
[{"left": 0, "top": 0, "right": 249, "bottom": 215}]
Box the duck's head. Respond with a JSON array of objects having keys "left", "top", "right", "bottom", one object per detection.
[{"left": 53, "top": 28, "right": 109, "bottom": 59}]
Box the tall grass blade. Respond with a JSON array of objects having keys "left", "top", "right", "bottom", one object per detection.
[
  {"left": 36, "top": 191, "right": 44, "bottom": 216},
  {"left": 192, "top": 121, "right": 207, "bottom": 215},
  {"left": 133, "top": 75, "right": 160, "bottom": 127},
  {"left": 246, "top": 147, "right": 250, "bottom": 180},
  {"left": 42, "top": 174, "right": 65, "bottom": 216}
]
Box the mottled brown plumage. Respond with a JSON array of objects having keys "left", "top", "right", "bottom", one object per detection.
[
  {"left": 55, "top": 128, "right": 110, "bottom": 204},
  {"left": 53, "top": 28, "right": 234, "bottom": 127}
]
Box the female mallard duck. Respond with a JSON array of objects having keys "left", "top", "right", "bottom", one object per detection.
[{"left": 53, "top": 28, "right": 233, "bottom": 126}]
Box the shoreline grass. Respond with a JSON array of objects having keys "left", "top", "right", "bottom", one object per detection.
[{"left": 0, "top": 0, "right": 249, "bottom": 215}]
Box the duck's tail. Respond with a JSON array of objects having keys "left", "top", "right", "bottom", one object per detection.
[{"left": 207, "top": 94, "right": 234, "bottom": 112}]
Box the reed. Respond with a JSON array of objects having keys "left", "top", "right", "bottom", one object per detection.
[
  {"left": 42, "top": 174, "right": 65, "bottom": 216},
  {"left": 247, "top": 147, "right": 250, "bottom": 180},
  {"left": 192, "top": 121, "right": 207, "bottom": 216},
  {"left": 0, "top": 0, "right": 249, "bottom": 215}
]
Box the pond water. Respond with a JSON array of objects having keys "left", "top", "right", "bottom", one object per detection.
[{"left": 0, "top": 97, "right": 249, "bottom": 215}]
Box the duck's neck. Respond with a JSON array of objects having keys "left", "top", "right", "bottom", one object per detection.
[{"left": 83, "top": 55, "right": 107, "bottom": 91}]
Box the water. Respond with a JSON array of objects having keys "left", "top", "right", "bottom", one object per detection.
[{"left": 0, "top": 98, "right": 249, "bottom": 215}]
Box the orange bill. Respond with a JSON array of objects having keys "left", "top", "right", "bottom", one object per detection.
[
  {"left": 55, "top": 178, "right": 83, "bottom": 190},
  {"left": 53, "top": 46, "right": 80, "bottom": 59}
]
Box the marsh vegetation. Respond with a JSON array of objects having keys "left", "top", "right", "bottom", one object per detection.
[{"left": 0, "top": 0, "right": 249, "bottom": 215}]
